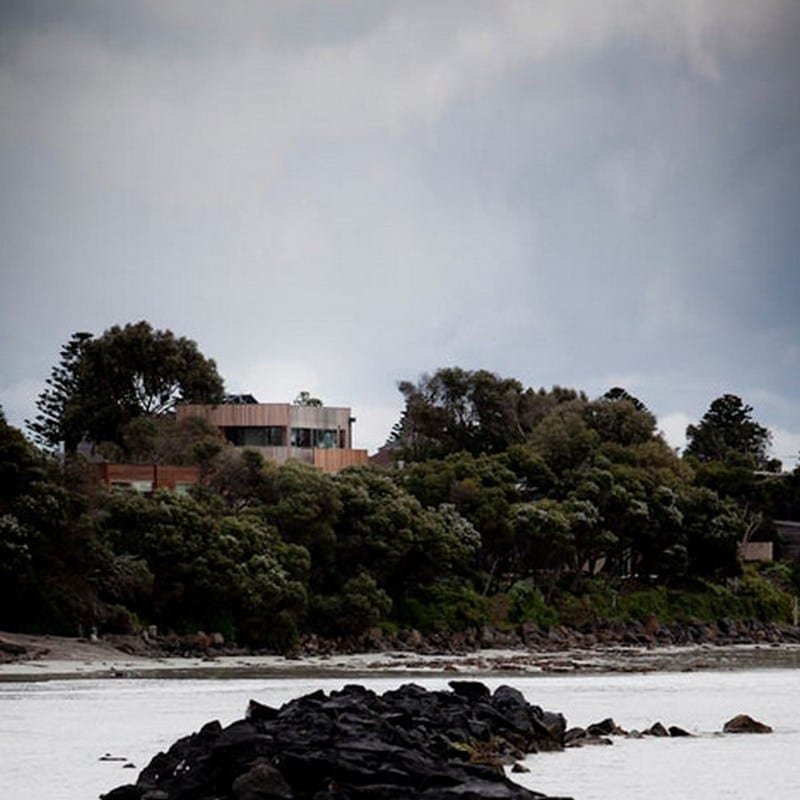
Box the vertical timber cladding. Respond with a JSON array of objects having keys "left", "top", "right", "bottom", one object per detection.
[
  {"left": 178, "top": 403, "right": 292, "bottom": 430},
  {"left": 289, "top": 405, "right": 352, "bottom": 449},
  {"left": 312, "top": 448, "right": 369, "bottom": 471},
  {"left": 177, "top": 403, "right": 356, "bottom": 453}
]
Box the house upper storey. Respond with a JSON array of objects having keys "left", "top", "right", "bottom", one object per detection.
[{"left": 176, "top": 397, "right": 368, "bottom": 472}]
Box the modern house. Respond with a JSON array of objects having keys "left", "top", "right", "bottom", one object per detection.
[{"left": 176, "top": 397, "right": 369, "bottom": 473}]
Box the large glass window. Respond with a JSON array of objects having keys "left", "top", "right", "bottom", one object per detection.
[
  {"left": 314, "top": 429, "right": 338, "bottom": 449},
  {"left": 224, "top": 426, "right": 285, "bottom": 447},
  {"left": 291, "top": 428, "right": 312, "bottom": 448},
  {"left": 111, "top": 480, "right": 153, "bottom": 494}
]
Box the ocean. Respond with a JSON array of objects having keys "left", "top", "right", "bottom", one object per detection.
[{"left": 1, "top": 667, "right": 797, "bottom": 799}]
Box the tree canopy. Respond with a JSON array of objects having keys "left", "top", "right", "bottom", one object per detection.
[
  {"left": 685, "top": 394, "right": 772, "bottom": 468},
  {"left": 4, "top": 358, "right": 797, "bottom": 647},
  {"left": 26, "top": 332, "right": 92, "bottom": 452},
  {"left": 390, "top": 368, "right": 589, "bottom": 462},
  {"left": 294, "top": 391, "right": 323, "bottom": 407},
  {"left": 28, "top": 322, "right": 224, "bottom": 454}
]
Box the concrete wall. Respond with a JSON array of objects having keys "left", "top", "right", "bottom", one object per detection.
[{"left": 738, "top": 541, "right": 774, "bottom": 562}]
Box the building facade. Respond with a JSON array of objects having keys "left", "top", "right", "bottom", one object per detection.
[{"left": 177, "top": 400, "right": 369, "bottom": 472}]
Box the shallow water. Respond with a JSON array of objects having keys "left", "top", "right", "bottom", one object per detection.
[{"left": 1, "top": 669, "right": 797, "bottom": 799}]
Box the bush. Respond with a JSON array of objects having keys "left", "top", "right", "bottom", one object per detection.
[
  {"left": 505, "top": 579, "right": 559, "bottom": 628},
  {"left": 308, "top": 573, "right": 392, "bottom": 637},
  {"left": 544, "top": 572, "right": 794, "bottom": 626},
  {"left": 736, "top": 567, "right": 793, "bottom": 621},
  {"left": 396, "top": 581, "right": 489, "bottom": 632}
]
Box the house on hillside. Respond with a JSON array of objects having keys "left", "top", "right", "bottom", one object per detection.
[{"left": 177, "top": 397, "right": 369, "bottom": 473}]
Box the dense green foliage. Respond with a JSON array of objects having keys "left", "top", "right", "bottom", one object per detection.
[
  {"left": 27, "top": 322, "right": 224, "bottom": 455},
  {"left": 3, "top": 354, "right": 800, "bottom": 646},
  {"left": 685, "top": 393, "right": 774, "bottom": 469}
]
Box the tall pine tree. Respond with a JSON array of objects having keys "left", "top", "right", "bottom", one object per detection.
[{"left": 26, "top": 331, "right": 93, "bottom": 453}]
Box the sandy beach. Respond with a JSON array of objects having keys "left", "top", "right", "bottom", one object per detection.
[{"left": 3, "top": 630, "right": 800, "bottom": 682}]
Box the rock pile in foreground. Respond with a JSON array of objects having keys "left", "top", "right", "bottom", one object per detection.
[{"left": 102, "top": 681, "right": 573, "bottom": 800}]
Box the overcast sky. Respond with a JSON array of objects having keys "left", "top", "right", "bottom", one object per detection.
[{"left": 1, "top": 0, "right": 798, "bottom": 465}]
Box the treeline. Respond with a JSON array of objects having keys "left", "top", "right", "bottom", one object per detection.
[
  {"left": 1, "top": 413, "right": 482, "bottom": 645},
  {"left": 2, "top": 326, "right": 800, "bottom": 646}
]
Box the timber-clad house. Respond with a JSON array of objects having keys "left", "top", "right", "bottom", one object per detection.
[
  {"left": 177, "top": 396, "right": 368, "bottom": 473},
  {"left": 97, "top": 396, "right": 369, "bottom": 493}
]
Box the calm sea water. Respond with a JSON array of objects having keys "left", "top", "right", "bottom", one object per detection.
[{"left": 1, "top": 669, "right": 798, "bottom": 799}]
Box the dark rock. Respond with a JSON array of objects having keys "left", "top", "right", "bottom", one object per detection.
[
  {"left": 642, "top": 614, "right": 660, "bottom": 637},
  {"left": 563, "top": 727, "right": 587, "bottom": 746},
  {"left": 232, "top": 760, "right": 293, "bottom": 799},
  {"left": 564, "top": 730, "right": 612, "bottom": 748},
  {"left": 488, "top": 685, "right": 565, "bottom": 751},
  {"left": 668, "top": 726, "right": 691, "bottom": 737},
  {"left": 722, "top": 714, "right": 773, "bottom": 734},
  {"left": 449, "top": 681, "right": 491, "bottom": 702},
  {"left": 586, "top": 718, "right": 626, "bottom": 737},
  {"left": 100, "top": 786, "right": 141, "bottom": 800},
  {"left": 644, "top": 722, "right": 669, "bottom": 737},
  {"left": 0, "top": 637, "right": 28, "bottom": 657},
  {"left": 247, "top": 699, "right": 279, "bottom": 722},
  {"left": 538, "top": 710, "right": 568, "bottom": 743},
  {"left": 105, "top": 684, "right": 572, "bottom": 800},
  {"left": 511, "top": 763, "right": 530, "bottom": 773}
]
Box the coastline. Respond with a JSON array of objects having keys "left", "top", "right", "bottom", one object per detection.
[{"left": 2, "top": 630, "right": 800, "bottom": 682}]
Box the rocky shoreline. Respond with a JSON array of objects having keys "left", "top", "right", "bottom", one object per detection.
[
  {"left": 100, "top": 681, "right": 773, "bottom": 800},
  {"left": 3, "top": 620, "right": 800, "bottom": 681},
  {"left": 6, "top": 616, "right": 799, "bottom": 662},
  {"left": 292, "top": 615, "right": 800, "bottom": 657}
]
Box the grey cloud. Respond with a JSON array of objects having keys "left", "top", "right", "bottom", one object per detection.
[{"left": 1, "top": 1, "right": 798, "bottom": 464}]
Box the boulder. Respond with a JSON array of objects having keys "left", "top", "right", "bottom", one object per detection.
[
  {"left": 586, "top": 718, "right": 626, "bottom": 737},
  {"left": 232, "top": 760, "right": 293, "bottom": 799},
  {"left": 247, "top": 698, "right": 279, "bottom": 722},
  {"left": 565, "top": 735, "right": 612, "bottom": 748},
  {"left": 642, "top": 614, "right": 660, "bottom": 637},
  {"left": 100, "top": 787, "right": 141, "bottom": 800},
  {"left": 0, "top": 637, "right": 28, "bottom": 657},
  {"left": 449, "top": 681, "right": 491, "bottom": 702},
  {"left": 103, "top": 683, "right": 571, "bottom": 800},
  {"left": 722, "top": 714, "right": 773, "bottom": 734},
  {"left": 668, "top": 726, "right": 692, "bottom": 737},
  {"left": 644, "top": 722, "right": 669, "bottom": 737}
]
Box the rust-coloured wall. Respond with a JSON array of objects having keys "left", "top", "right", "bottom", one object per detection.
[
  {"left": 312, "top": 448, "right": 369, "bottom": 472},
  {"left": 97, "top": 464, "right": 200, "bottom": 490}
]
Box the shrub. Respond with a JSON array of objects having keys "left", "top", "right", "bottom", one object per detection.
[
  {"left": 505, "top": 579, "right": 559, "bottom": 628},
  {"left": 396, "top": 581, "right": 489, "bottom": 632}
]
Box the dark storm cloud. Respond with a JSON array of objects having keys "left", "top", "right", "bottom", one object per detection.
[{"left": 0, "top": 1, "right": 798, "bottom": 463}]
